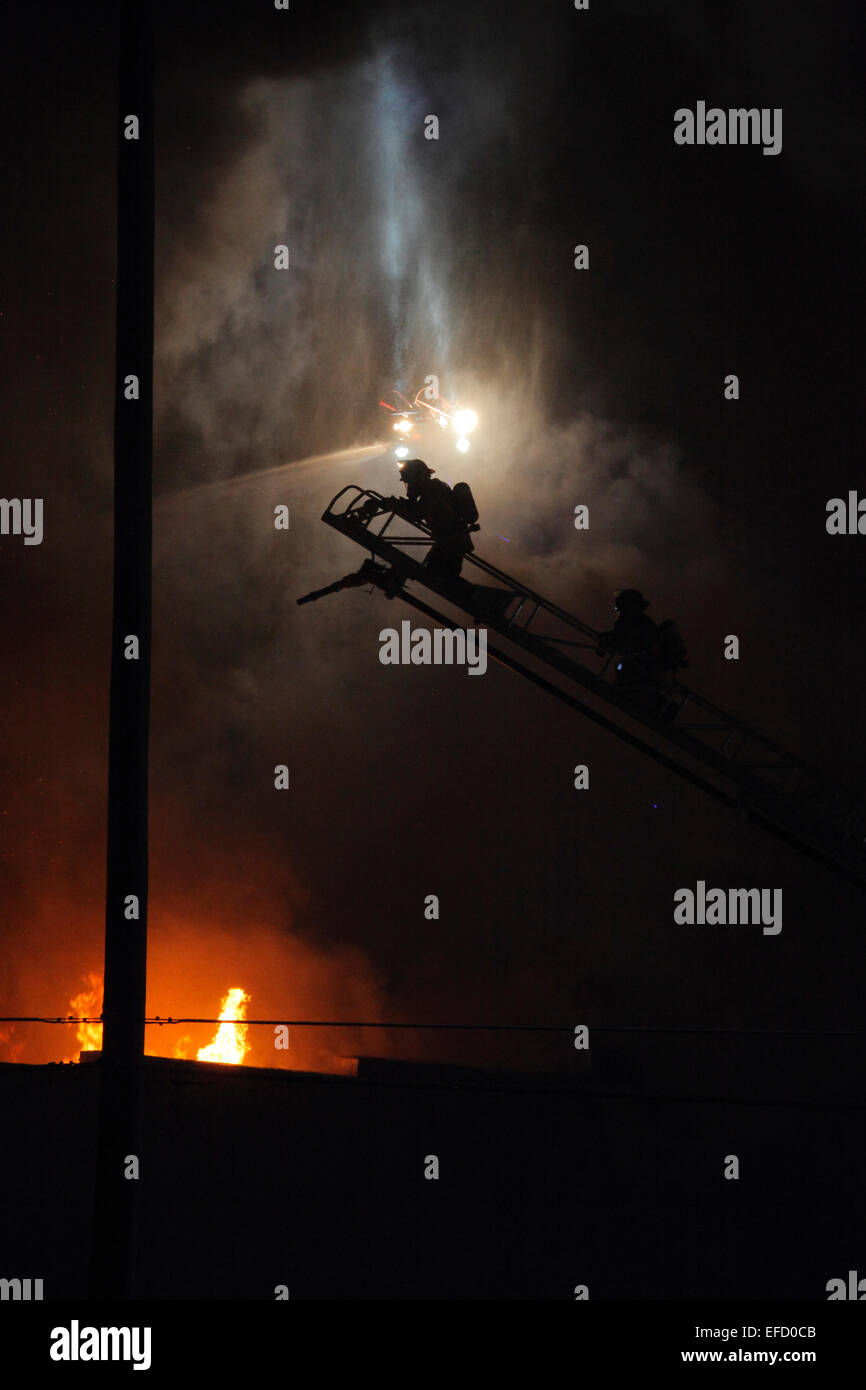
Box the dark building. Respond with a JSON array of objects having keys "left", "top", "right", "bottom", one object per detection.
[{"left": 1, "top": 1041, "right": 863, "bottom": 1300}]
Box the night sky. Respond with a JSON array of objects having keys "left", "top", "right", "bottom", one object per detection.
[{"left": 2, "top": 0, "right": 864, "bottom": 1077}]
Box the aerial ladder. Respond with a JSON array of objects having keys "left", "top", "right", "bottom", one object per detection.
[{"left": 298, "top": 486, "right": 866, "bottom": 893}]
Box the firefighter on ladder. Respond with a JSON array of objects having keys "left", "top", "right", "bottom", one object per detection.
[
  {"left": 365, "top": 458, "right": 479, "bottom": 581},
  {"left": 596, "top": 588, "right": 688, "bottom": 715},
  {"left": 299, "top": 459, "right": 527, "bottom": 618}
]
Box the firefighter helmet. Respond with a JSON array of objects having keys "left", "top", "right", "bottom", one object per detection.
[
  {"left": 398, "top": 458, "right": 434, "bottom": 488},
  {"left": 614, "top": 588, "right": 650, "bottom": 612}
]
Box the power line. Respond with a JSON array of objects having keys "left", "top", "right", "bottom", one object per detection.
[{"left": 3, "top": 1016, "right": 866, "bottom": 1040}]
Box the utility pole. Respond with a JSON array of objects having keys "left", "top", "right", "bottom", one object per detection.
[{"left": 89, "top": 1, "right": 154, "bottom": 1301}]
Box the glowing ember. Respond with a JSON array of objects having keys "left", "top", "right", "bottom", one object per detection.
[
  {"left": 66, "top": 972, "right": 103, "bottom": 1060},
  {"left": 196, "top": 987, "right": 251, "bottom": 1065}
]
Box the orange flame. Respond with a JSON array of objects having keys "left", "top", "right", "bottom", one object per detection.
[
  {"left": 60, "top": 975, "right": 252, "bottom": 1067},
  {"left": 66, "top": 972, "right": 103, "bottom": 1060},
  {"left": 195, "top": 987, "right": 251, "bottom": 1065}
]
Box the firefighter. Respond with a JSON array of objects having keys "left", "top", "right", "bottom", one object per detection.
[
  {"left": 596, "top": 589, "right": 664, "bottom": 687},
  {"left": 597, "top": 590, "right": 688, "bottom": 724},
  {"left": 391, "top": 458, "right": 477, "bottom": 581}
]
